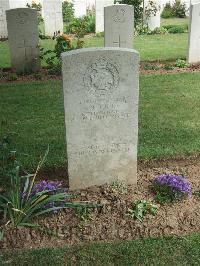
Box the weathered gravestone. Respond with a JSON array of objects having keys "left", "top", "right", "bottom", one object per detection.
[
  {"left": 6, "top": 8, "right": 40, "bottom": 73},
  {"left": 73, "top": 0, "right": 87, "bottom": 17},
  {"left": 0, "top": 0, "right": 9, "bottom": 39},
  {"left": 43, "top": 0, "right": 63, "bottom": 37},
  {"left": 188, "top": 2, "right": 200, "bottom": 63},
  {"left": 104, "top": 4, "right": 134, "bottom": 48},
  {"left": 95, "top": 0, "right": 114, "bottom": 33},
  {"left": 62, "top": 47, "right": 139, "bottom": 189}
]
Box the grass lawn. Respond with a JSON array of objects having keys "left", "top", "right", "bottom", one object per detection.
[
  {"left": 0, "top": 71, "right": 200, "bottom": 171},
  {"left": 1, "top": 233, "right": 200, "bottom": 265},
  {"left": 0, "top": 33, "right": 188, "bottom": 68}
]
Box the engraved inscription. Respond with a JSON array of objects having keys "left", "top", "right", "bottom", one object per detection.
[
  {"left": 70, "top": 143, "right": 130, "bottom": 157},
  {"left": 84, "top": 58, "right": 119, "bottom": 96},
  {"left": 17, "top": 12, "right": 29, "bottom": 24},
  {"left": 113, "top": 8, "right": 126, "bottom": 23}
]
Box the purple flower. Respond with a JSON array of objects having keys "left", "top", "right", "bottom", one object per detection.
[
  {"left": 154, "top": 174, "right": 192, "bottom": 195},
  {"left": 31, "top": 180, "right": 65, "bottom": 194}
]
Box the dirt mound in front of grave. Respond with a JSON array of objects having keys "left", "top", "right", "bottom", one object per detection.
[{"left": 1, "top": 155, "right": 200, "bottom": 250}]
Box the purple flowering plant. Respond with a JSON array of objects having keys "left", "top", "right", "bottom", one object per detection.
[{"left": 153, "top": 174, "right": 192, "bottom": 203}]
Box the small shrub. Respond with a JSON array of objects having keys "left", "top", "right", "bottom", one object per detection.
[
  {"left": 168, "top": 25, "right": 185, "bottom": 34},
  {"left": 164, "top": 63, "right": 174, "bottom": 70},
  {"left": 172, "top": 0, "right": 187, "bottom": 18},
  {"left": 153, "top": 174, "right": 192, "bottom": 203},
  {"left": 175, "top": 59, "right": 187, "bottom": 68},
  {"left": 161, "top": 0, "right": 187, "bottom": 18},
  {"left": 110, "top": 180, "right": 128, "bottom": 195},
  {"left": 144, "top": 63, "right": 160, "bottom": 70},
  {"left": 33, "top": 73, "right": 43, "bottom": 80},
  {"left": 6, "top": 73, "right": 18, "bottom": 81},
  {"left": 127, "top": 200, "right": 159, "bottom": 221},
  {"left": 161, "top": 3, "right": 174, "bottom": 18}
]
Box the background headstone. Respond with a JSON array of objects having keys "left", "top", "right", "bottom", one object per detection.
[
  {"left": 144, "top": 0, "right": 160, "bottom": 31},
  {"left": 62, "top": 47, "right": 139, "bottom": 190},
  {"left": 104, "top": 4, "right": 134, "bottom": 48},
  {"left": 188, "top": 2, "right": 200, "bottom": 63},
  {"left": 95, "top": 0, "right": 114, "bottom": 33},
  {"left": 6, "top": 8, "right": 40, "bottom": 73},
  {"left": 73, "top": 0, "right": 87, "bottom": 17},
  {"left": 9, "top": 0, "right": 32, "bottom": 9},
  {"left": 0, "top": 0, "right": 10, "bottom": 39},
  {"left": 43, "top": 0, "right": 63, "bottom": 37}
]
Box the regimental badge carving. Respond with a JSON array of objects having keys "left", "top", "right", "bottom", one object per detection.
[
  {"left": 84, "top": 58, "right": 119, "bottom": 97},
  {"left": 17, "top": 12, "right": 29, "bottom": 24},
  {"left": 113, "top": 8, "right": 126, "bottom": 23}
]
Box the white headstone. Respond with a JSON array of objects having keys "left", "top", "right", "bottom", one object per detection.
[
  {"left": 104, "top": 4, "right": 134, "bottom": 48},
  {"left": 95, "top": 0, "right": 114, "bottom": 33},
  {"left": 0, "top": 0, "right": 9, "bottom": 39},
  {"left": 188, "top": 2, "right": 200, "bottom": 63},
  {"left": 6, "top": 8, "right": 40, "bottom": 73},
  {"left": 144, "top": 0, "right": 160, "bottom": 31},
  {"left": 73, "top": 0, "right": 87, "bottom": 17},
  {"left": 62, "top": 47, "right": 139, "bottom": 190},
  {"left": 9, "top": 0, "right": 32, "bottom": 9},
  {"left": 43, "top": 0, "right": 63, "bottom": 37}
]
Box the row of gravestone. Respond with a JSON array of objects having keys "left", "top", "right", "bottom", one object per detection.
[
  {"left": 2, "top": 3, "right": 200, "bottom": 190},
  {"left": 5, "top": 3, "right": 200, "bottom": 73},
  {"left": 0, "top": 0, "right": 63, "bottom": 38},
  {"left": 1, "top": 0, "right": 181, "bottom": 39}
]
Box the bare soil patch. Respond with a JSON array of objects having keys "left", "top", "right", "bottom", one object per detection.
[{"left": 1, "top": 155, "right": 200, "bottom": 250}]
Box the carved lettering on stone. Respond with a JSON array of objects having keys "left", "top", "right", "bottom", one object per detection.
[{"left": 62, "top": 47, "right": 139, "bottom": 190}]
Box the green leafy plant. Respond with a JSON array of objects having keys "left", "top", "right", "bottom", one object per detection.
[
  {"left": 6, "top": 73, "right": 18, "bottom": 81},
  {"left": 161, "top": 0, "right": 187, "bottom": 18},
  {"left": 110, "top": 180, "right": 128, "bottom": 195},
  {"left": 172, "top": 0, "right": 187, "bottom": 18},
  {"left": 144, "top": 63, "right": 160, "bottom": 70},
  {"left": 164, "top": 63, "right": 174, "bottom": 70},
  {"left": 175, "top": 59, "right": 187, "bottom": 68},
  {"left": 0, "top": 148, "right": 69, "bottom": 227},
  {"left": 161, "top": 3, "right": 174, "bottom": 18},
  {"left": 127, "top": 200, "right": 159, "bottom": 221},
  {"left": 168, "top": 26, "right": 185, "bottom": 34},
  {"left": 40, "top": 34, "right": 84, "bottom": 75},
  {"left": 75, "top": 205, "right": 92, "bottom": 221},
  {"left": 33, "top": 73, "right": 43, "bottom": 80},
  {"left": 62, "top": 0, "right": 74, "bottom": 24}
]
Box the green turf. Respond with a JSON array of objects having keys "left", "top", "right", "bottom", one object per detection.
[
  {"left": 161, "top": 17, "right": 189, "bottom": 27},
  {"left": 1, "top": 72, "right": 200, "bottom": 171},
  {"left": 0, "top": 33, "right": 188, "bottom": 68},
  {"left": 1, "top": 233, "right": 200, "bottom": 265}
]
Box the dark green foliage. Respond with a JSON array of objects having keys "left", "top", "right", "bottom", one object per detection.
[
  {"left": 143, "top": 63, "right": 160, "bottom": 70},
  {"left": 62, "top": 0, "right": 74, "bottom": 24},
  {"left": 168, "top": 25, "right": 185, "bottom": 34},
  {"left": 6, "top": 73, "right": 17, "bottom": 81},
  {"left": 173, "top": 0, "right": 187, "bottom": 18},
  {"left": 161, "top": 0, "right": 187, "bottom": 19},
  {"left": 164, "top": 63, "right": 174, "bottom": 70},
  {"left": 161, "top": 3, "right": 174, "bottom": 18}
]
